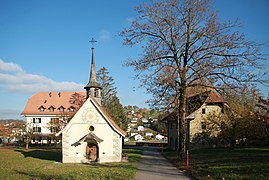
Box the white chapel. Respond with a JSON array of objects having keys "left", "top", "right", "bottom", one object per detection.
[
  {"left": 22, "top": 44, "right": 126, "bottom": 163},
  {"left": 57, "top": 47, "right": 126, "bottom": 163}
]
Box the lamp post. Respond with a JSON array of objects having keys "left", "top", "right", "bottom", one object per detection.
[{"left": 186, "top": 117, "right": 194, "bottom": 177}]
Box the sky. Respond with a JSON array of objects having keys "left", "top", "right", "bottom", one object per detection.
[{"left": 0, "top": 0, "right": 268, "bottom": 119}]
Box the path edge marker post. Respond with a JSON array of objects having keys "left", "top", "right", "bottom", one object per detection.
[{"left": 186, "top": 117, "right": 194, "bottom": 177}]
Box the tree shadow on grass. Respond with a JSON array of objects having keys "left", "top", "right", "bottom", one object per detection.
[
  {"left": 14, "top": 170, "right": 60, "bottom": 180},
  {"left": 15, "top": 149, "right": 62, "bottom": 162}
]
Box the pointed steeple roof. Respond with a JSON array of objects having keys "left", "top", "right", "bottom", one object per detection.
[{"left": 84, "top": 47, "right": 102, "bottom": 89}]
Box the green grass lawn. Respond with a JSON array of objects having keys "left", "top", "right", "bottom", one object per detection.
[
  {"left": 0, "top": 147, "right": 142, "bottom": 180},
  {"left": 162, "top": 147, "right": 269, "bottom": 179}
]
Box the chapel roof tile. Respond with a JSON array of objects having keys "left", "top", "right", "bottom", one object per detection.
[{"left": 90, "top": 97, "right": 127, "bottom": 136}]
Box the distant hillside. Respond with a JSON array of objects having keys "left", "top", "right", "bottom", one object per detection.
[{"left": 0, "top": 119, "right": 24, "bottom": 124}]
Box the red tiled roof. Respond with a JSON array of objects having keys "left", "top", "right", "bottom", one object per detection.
[
  {"left": 186, "top": 86, "right": 213, "bottom": 98},
  {"left": 21, "top": 92, "right": 86, "bottom": 115},
  {"left": 205, "top": 90, "right": 225, "bottom": 103},
  {"left": 162, "top": 90, "right": 226, "bottom": 122}
]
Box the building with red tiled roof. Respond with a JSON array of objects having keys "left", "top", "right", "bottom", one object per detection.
[{"left": 21, "top": 92, "right": 86, "bottom": 144}]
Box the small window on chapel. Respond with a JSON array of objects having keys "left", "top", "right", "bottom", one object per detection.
[
  {"left": 89, "top": 126, "right": 95, "bottom": 132},
  {"left": 202, "top": 108, "right": 206, "bottom": 114},
  {"left": 94, "top": 89, "right": 99, "bottom": 97}
]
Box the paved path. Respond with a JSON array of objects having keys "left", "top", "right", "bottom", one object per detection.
[{"left": 135, "top": 146, "right": 190, "bottom": 180}]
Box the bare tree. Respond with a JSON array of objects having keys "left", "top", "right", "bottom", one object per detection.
[
  {"left": 69, "top": 92, "right": 86, "bottom": 109},
  {"left": 120, "top": 0, "right": 267, "bottom": 154},
  {"left": 23, "top": 123, "right": 33, "bottom": 149}
]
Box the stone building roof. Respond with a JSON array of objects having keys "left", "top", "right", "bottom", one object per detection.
[
  {"left": 162, "top": 90, "right": 226, "bottom": 122},
  {"left": 205, "top": 90, "right": 226, "bottom": 103}
]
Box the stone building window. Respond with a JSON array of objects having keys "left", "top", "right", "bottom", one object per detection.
[{"left": 201, "top": 122, "right": 206, "bottom": 130}]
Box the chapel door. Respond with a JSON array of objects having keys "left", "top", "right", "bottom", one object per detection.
[{"left": 86, "top": 143, "right": 98, "bottom": 161}]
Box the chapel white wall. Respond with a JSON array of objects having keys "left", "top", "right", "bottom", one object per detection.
[{"left": 62, "top": 99, "right": 123, "bottom": 163}]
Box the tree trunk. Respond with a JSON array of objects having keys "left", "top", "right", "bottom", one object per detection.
[
  {"left": 181, "top": 89, "right": 187, "bottom": 157},
  {"left": 177, "top": 105, "right": 181, "bottom": 157},
  {"left": 177, "top": 84, "right": 187, "bottom": 158},
  {"left": 230, "top": 137, "right": 235, "bottom": 150}
]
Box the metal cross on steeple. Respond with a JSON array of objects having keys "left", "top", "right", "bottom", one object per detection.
[{"left": 89, "top": 38, "right": 97, "bottom": 48}]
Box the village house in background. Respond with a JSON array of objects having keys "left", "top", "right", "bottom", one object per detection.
[
  {"left": 21, "top": 43, "right": 126, "bottom": 163},
  {"left": 124, "top": 106, "right": 167, "bottom": 143},
  {"left": 162, "top": 89, "right": 227, "bottom": 150},
  {"left": 0, "top": 120, "right": 24, "bottom": 144}
]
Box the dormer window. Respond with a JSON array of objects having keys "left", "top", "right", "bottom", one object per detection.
[
  {"left": 49, "top": 106, "right": 55, "bottom": 112},
  {"left": 69, "top": 106, "right": 75, "bottom": 112},
  {"left": 38, "top": 106, "right": 45, "bottom": 112},
  {"left": 58, "top": 106, "right": 65, "bottom": 112}
]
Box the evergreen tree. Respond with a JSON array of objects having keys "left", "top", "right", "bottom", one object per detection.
[
  {"left": 97, "top": 67, "right": 128, "bottom": 131},
  {"left": 97, "top": 67, "right": 117, "bottom": 107},
  {"left": 106, "top": 96, "right": 128, "bottom": 131}
]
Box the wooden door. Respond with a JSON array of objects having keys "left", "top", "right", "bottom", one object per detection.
[{"left": 86, "top": 143, "right": 97, "bottom": 161}]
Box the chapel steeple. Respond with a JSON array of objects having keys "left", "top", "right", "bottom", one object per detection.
[{"left": 84, "top": 38, "right": 102, "bottom": 104}]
